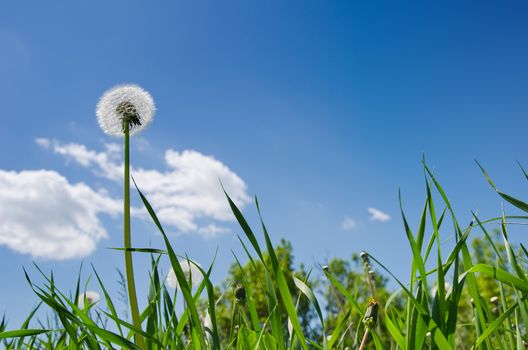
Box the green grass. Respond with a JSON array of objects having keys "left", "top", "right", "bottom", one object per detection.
[{"left": 1, "top": 160, "right": 528, "bottom": 349}]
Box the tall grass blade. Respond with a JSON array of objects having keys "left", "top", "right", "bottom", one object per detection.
[
  {"left": 131, "top": 176, "right": 206, "bottom": 348},
  {"left": 474, "top": 303, "right": 517, "bottom": 348}
]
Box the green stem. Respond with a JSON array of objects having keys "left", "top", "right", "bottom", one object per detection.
[
  {"left": 228, "top": 302, "right": 237, "bottom": 349},
  {"left": 124, "top": 128, "right": 145, "bottom": 349},
  {"left": 240, "top": 305, "right": 251, "bottom": 329}
]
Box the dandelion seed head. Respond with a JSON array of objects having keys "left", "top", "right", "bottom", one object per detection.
[
  {"left": 166, "top": 260, "right": 203, "bottom": 290},
  {"left": 96, "top": 84, "right": 155, "bottom": 137},
  {"left": 201, "top": 311, "right": 214, "bottom": 344},
  {"left": 430, "top": 282, "right": 451, "bottom": 297},
  {"left": 78, "top": 291, "right": 101, "bottom": 309}
]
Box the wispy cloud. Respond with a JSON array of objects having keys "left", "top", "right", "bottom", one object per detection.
[
  {"left": 36, "top": 138, "right": 122, "bottom": 180},
  {"left": 367, "top": 207, "right": 391, "bottom": 222},
  {"left": 341, "top": 217, "right": 357, "bottom": 231},
  {"left": 37, "top": 138, "right": 250, "bottom": 235},
  {"left": 0, "top": 169, "right": 120, "bottom": 260}
]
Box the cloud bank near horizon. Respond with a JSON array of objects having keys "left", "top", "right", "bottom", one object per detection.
[
  {"left": 0, "top": 169, "right": 120, "bottom": 260},
  {"left": 0, "top": 139, "right": 250, "bottom": 260}
]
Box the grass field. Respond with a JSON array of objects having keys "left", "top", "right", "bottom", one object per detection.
[{"left": 1, "top": 157, "right": 527, "bottom": 349}]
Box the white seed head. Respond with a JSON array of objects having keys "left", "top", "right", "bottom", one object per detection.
[
  {"left": 202, "top": 310, "right": 212, "bottom": 329},
  {"left": 430, "top": 282, "right": 452, "bottom": 297},
  {"left": 78, "top": 291, "right": 101, "bottom": 309},
  {"left": 166, "top": 259, "right": 203, "bottom": 290},
  {"left": 96, "top": 84, "right": 155, "bottom": 137},
  {"left": 201, "top": 311, "right": 213, "bottom": 344}
]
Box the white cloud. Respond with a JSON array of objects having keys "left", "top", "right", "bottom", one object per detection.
[
  {"left": 0, "top": 169, "right": 121, "bottom": 260},
  {"left": 35, "top": 138, "right": 50, "bottom": 148},
  {"left": 37, "top": 138, "right": 250, "bottom": 237},
  {"left": 37, "top": 139, "right": 121, "bottom": 181},
  {"left": 367, "top": 207, "right": 391, "bottom": 222},
  {"left": 198, "top": 224, "right": 230, "bottom": 238},
  {"left": 341, "top": 217, "right": 357, "bottom": 231}
]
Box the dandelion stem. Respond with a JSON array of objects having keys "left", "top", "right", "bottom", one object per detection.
[
  {"left": 124, "top": 127, "right": 144, "bottom": 349},
  {"left": 228, "top": 302, "right": 237, "bottom": 348},
  {"left": 358, "top": 328, "right": 370, "bottom": 350}
]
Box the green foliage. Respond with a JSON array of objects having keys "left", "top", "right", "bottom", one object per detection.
[
  {"left": 321, "top": 254, "right": 400, "bottom": 349},
  {"left": 211, "top": 239, "right": 319, "bottom": 344},
  {"left": 2, "top": 161, "right": 528, "bottom": 349}
]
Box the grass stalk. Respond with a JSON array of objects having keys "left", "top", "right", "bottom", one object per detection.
[{"left": 358, "top": 328, "right": 370, "bottom": 350}]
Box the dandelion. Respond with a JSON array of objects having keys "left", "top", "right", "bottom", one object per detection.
[
  {"left": 96, "top": 83, "right": 155, "bottom": 349},
  {"left": 77, "top": 291, "right": 100, "bottom": 309},
  {"left": 359, "top": 299, "right": 379, "bottom": 350},
  {"left": 201, "top": 311, "right": 213, "bottom": 345},
  {"left": 166, "top": 260, "right": 203, "bottom": 289},
  {"left": 430, "top": 282, "right": 452, "bottom": 298},
  {"left": 96, "top": 84, "right": 155, "bottom": 137},
  {"left": 234, "top": 284, "right": 246, "bottom": 305},
  {"left": 362, "top": 298, "right": 379, "bottom": 328},
  {"left": 201, "top": 310, "right": 212, "bottom": 330}
]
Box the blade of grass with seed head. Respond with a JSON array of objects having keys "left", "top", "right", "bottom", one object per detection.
[
  {"left": 368, "top": 253, "right": 453, "bottom": 349},
  {"left": 231, "top": 251, "right": 262, "bottom": 332},
  {"left": 224, "top": 192, "right": 285, "bottom": 349}
]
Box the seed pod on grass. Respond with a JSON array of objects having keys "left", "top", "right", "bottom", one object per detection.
[
  {"left": 360, "top": 251, "right": 369, "bottom": 265},
  {"left": 235, "top": 284, "right": 246, "bottom": 305},
  {"left": 363, "top": 298, "right": 378, "bottom": 329}
]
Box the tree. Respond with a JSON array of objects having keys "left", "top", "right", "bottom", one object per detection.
[{"left": 209, "top": 239, "right": 320, "bottom": 344}]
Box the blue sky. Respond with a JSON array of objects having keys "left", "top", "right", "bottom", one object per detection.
[{"left": 1, "top": 1, "right": 528, "bottom": 325}]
